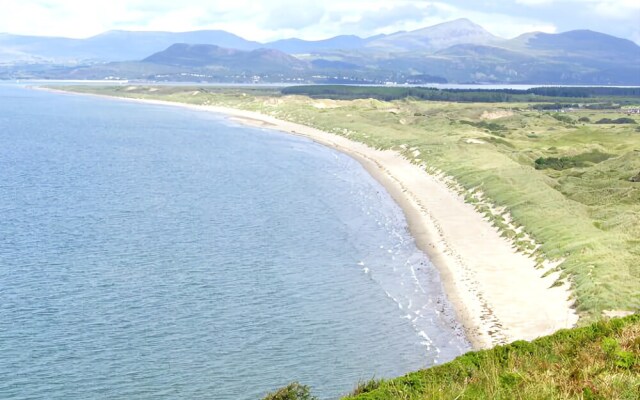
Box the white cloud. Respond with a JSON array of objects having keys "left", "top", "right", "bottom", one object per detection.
[
  {"left": 372, "top": 2, "right": 558, "bottom": 39},
  {"left": 589, "top": 0, "right": 640, "bottom": 19},
  {"left": 515, "top": 0, "right": 554, "bottom": 5},
  {"left": 515, "top": 0, "right": 640, "bottom": 18},
  {"left": 0, "top": 0, "right": 635, "bottom": 42}
]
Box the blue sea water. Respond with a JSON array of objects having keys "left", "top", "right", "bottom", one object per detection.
[{"left": 0, "top": 85, "right": 469, "bottom": 399}]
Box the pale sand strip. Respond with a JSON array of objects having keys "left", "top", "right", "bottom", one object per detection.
[{"left": 44, "top": 89, "right": 579, "bottom": 348}]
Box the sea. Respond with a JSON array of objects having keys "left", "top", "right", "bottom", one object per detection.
[{"left": 0, "top": 84, "right": 469, "bottom": 399}]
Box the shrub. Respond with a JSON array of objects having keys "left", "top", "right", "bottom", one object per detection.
[
  {"left": 263, "top": 382, "right": 317, "bottom": 400},
  {"left": 459, "top": 120, "right": 509, "bottom": 136},
  {"left": 596, "top": 117, "right": 637, "bottom": 124},
  {"left": 601, "top": 337, "right": 638, "bottom": 370},
  {"left": 614, "top": 350, "right": 636, "bottom": 369},
  {"left": 552, "top": 113, "right": 574, "bottom": 124},
  {"left": 350, "top": 379, "right": 382, "bottom": 396},
  {"left": 535, "top": 156, "right": 577, "bottom": 170},
  {"left": 534, "top": 151, "right": 613, "bottom": 170},
  {"left": 499, "top": 372, "right": 523, "bottom": 388}
]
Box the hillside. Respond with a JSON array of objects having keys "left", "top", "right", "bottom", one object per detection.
[
  {"left": 3, "top": 19, "right": 640, "bottom": 84},
  {"left": 263, "top": 315, "right": 638, "bottom": 399},
  {"left": 266, "top": 35, "right": 370, "bottom": 54},
  {"left": 344, "top": 315, "right": 639, "bottom": 399},
  {"left": 143, "top": 43, "right": 308, "bottom": 72},
  {"left": 0, "top": 30, "right": 261, "bottom": 62},
  {"left": 365, "top": 18, "right": 503, "bottom": 53},
  {"left": 510, "top": 30, "right": 640, "bottom": 58},
  {"left": 360, "top": 27, "right": 640, "bottom": 84}
]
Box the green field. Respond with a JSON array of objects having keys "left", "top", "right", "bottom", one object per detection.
[{"left": 58, "top": 85, "right": 640, "bottom": 321}]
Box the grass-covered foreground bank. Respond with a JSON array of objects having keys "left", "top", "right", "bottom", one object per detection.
[
  {"left": 265, "top": 315, "right": 639, "bottom": 399},
  {"left": 56, "top": 85, "right": 640, "bottom": 320}
]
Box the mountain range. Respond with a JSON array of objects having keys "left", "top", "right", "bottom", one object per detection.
[{"left": 1, "top": 19, "right": 639, "bottom": 85}]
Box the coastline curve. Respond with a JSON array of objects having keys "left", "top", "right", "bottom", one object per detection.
[{"left": 39, "top": 87, "right": 580, "bottom": 349}]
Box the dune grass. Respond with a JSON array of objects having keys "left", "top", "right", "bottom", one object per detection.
[{"left": 55, "top": 85, "right": 640, "bottom": 320}]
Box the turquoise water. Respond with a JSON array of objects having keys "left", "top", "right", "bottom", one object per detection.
[{"left": 0, "top": 85, "right": 469, "bottom": 399}]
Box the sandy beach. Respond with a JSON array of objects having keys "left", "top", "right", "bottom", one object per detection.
[{"left": 43, "top": 88, "right": 579, "bottom": 348}]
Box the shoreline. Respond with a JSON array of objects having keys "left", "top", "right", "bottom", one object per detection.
[{"left": 40, "top": 87, "right": 578, "bottom": 349}]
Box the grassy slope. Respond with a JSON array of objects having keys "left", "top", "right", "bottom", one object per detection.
[
  {"left": 343, "top": 315, "right": 639, "bottom": 400},
  {"left": 59, "top": 86, "right": 640, "bottom": 319}
]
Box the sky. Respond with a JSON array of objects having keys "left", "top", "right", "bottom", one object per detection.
[{"left": 1, "top": 0, "right": 639, "bottom": 43}]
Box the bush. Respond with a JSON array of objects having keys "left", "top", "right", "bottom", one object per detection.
[
  {"left": 535, "top": 156, "right": 577, "bottom": 170},
  {"left": 601, "top": 337, "right": 638, "bottom": 369},
  {"left": 551, "top": 113, "right": 574, "bottom": 124},
  {"left": 263, "top": 382, "right": 317, "bottom": 400},
  {"left": 595, "top": 117, "right": 637, "bottom": 124},
  {"left": 578, "top": 116, "right": 591, "bottom": 123},
  {"left": 535, "top": 151, "right": 613, "bottom": 170},
  {"left": 350, "top": 379, "right": 382, "bottom": 396},
  {"left": 459, "top": 120, "right": 509, "bottom": 136}
]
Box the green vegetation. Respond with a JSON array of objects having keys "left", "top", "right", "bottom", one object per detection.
[
  {"left": 551, "top": 113, "right": 575, "bottom": 124},
  {"left": 340, "top": 315, "right": 640, "bottom": 399},
  {"left": 263, "top": 382, "right": 317, "bottom": 400},
  {"left": 258, "top": 316, "right": 639, "bottom": 399},
  {"left": 459, "top": 120, "right": 509, "bottom": 136},
  {"left": 260, "top": 316, "right": 639, "bottom": 399},
  {"left": 281, "top": 85, "right": 640, "bottom": 104},
  {"left": 532, "top": 103, "right": 622, "bottom": 111},
  {"left": 596, "top": 117, "right": 637, "bottom": 124},
  {"left": 534, "top": 151, "right": 613, "bottom": 170},
  {"left": 55, "top": 85, "right": 640, "bottom": 320}
]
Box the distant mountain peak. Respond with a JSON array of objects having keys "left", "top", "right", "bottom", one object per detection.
[
  {"left": 434, "top": 18, "right": 480, "bottom": 28},
  {"left": 365, "top": 18, "right": 502, "bottom": 53},
  {"left": 266, "top": 34, "right": 368, "bottom": 53},
  {"left": 513, "top": 29, "right": 640, "bottom": 56},
  {"left": 2, "top": 21, "right": 639, "bottom": 85},
  {"left": 410, "top": 18, "right": 498, "bottom": 37}
]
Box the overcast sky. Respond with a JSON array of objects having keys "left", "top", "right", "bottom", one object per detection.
[{"left": 2, "top": 0, "right": 639, "bottom": 43}]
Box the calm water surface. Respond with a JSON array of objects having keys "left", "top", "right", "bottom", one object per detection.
[{"left": 0, "top": 85, "right": 469, "bottom": 399}]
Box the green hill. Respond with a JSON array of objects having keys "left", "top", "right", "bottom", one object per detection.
[{"left": 143, "top": 44, "right": 309, "bottom": 73}]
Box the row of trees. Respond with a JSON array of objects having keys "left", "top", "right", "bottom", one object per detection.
[{"left": 281, "top": 85, "right": 640, "bottom": 103}]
